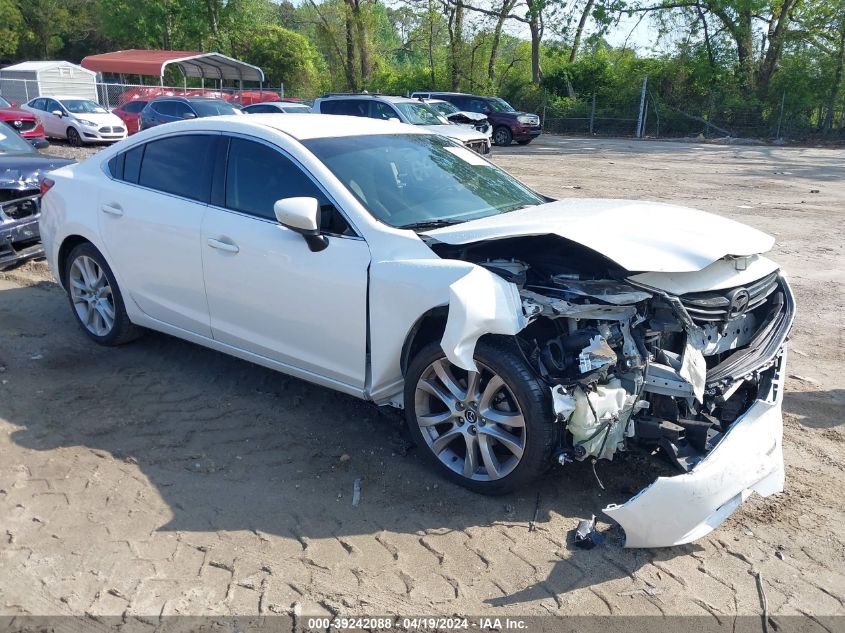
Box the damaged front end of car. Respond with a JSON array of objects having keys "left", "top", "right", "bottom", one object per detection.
[{"left": 430, "top": 234, "right": 795, "bottom": 548}]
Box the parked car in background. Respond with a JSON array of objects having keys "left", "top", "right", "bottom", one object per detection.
[
  {"left": 139, "top": 96, "right": 243, "bottom": 130},
  {"left": 21, "top": 96, "right": 127, "bottom": 146},
  {"left": 229, "top": 90, "right": 282, "bottom": 106},
  {"left": 111, "top": 100, "right": 148, "bottom": 135},
  {"left": 313, "top": 94, "right": 491, "bottom": 154},
  {"left": 421, "top": 98, "right": 491, "bottom": 138},
  {"left": 39, "top": 114, "right": 794, "bottom": 549},
  {"left": 412, "top": 92, "right": 541, "bottom": 146},
  {"left": 0, "top": 96, "right": 48, "bottom": 147},
  {"left": 0, "top": 121, "right": 74, "bottom": 269},
  {"left": 243, "top": 101, "right": 313, "bottom": 114}
]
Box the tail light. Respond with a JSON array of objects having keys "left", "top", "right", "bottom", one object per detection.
[{"left": 40, "top": 177, "right": 55, "bottom": 197}]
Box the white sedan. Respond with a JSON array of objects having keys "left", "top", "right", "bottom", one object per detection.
[
  {"left": 38, "top": 115, "right": 794, "bottom": 548},
  {"left": 22, "top": 96, "right": 127, "bottom": 146}
]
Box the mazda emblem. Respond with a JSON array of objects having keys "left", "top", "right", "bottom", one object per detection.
[
  {"left": 726, "top": 288, "right": 751, "bottom": 320},
  {"left": 13, "top": 120, "right": 22, "bottom": 128}
]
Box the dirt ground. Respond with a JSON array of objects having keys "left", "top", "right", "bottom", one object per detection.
[{"left": 0, "top": 136, "right": 843, "bottom": 621}]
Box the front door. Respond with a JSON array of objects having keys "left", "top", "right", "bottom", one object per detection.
[{"left": 201, "top": 136, "right": 370, "bottom": 388}]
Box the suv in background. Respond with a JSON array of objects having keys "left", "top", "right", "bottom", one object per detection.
[
  {"left": 139, "top": 96, "right": 243, "bottom": 131},
  {"left": 313, "top": 93, "right": 491, "bottom": 154},
  {"left": 411, "top": 92, "right": 541, "bottom": 146}
]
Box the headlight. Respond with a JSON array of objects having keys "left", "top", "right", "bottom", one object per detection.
[
  {"left": 517, "top": 115, "right": 534, "bottom": 124},
  {"left": 77, "top": 119, "right": 97, "bottom": 127}
]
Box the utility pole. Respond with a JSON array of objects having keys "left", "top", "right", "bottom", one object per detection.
[
  {"left": 636, "top": 75, "right": 648, "bottom": 138},
  {"left": 589, "top": 93, "right": 596, "bottom": 135}
]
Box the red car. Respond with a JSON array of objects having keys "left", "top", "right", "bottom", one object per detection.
[
  {"left": 111, "top": 99, "right": 148, "bottom": 135},
  {"left": 0, "top": 95, "right": 47, "bottom": 145}
]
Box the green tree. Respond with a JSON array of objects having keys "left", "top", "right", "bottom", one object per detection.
[
  {"left": 0, "top": 0, "right": 23, "bottom": 57},
  {"left": 239, "top": 25, "right": 327, "bottom": 97}
]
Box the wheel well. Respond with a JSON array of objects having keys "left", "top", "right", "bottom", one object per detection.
[
  {"left": 400, "top": 307, "right": 448, "bottom": 376},
  {"left": 57, "top": 235, "right": 90, "bottom": 287}
]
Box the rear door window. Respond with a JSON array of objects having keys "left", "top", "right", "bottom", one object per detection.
[{"left": 137, "top": 134, "right": 217, "bottom": 202}]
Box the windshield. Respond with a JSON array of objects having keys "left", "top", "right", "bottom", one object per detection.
[
  {"left": 191, "top": 100, "right": 242, "bottom": 116},
  {"left": 0, "top": 96, "right": 10, "bottom": 108},
  {"left": 487, "top": 97, "right": 516, "bottom": 113},
  {"left": 0, "top": 122, "right": 36, "bottom": 154},
  {"left": 61, "top": 99, "right": 107, "bottom": 114},
  {"left": 304, "top": 134, "right": 543, "bottom": 229},
  {"left": 394, "top": 102, "right": 446, "bottom": 126},
  {"left": 429, "top": 101, "right": 459, "bottom": 116}
]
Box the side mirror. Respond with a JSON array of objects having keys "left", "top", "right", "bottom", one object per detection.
[
  {"left": 182, "top": 112, "right": 197, "bottom": 119},
  {"left": 51, "top": 110, "right": 64, "bottom": 117},
  {"left": 273, "top": 197, "right": 328, "bottom": 252}
]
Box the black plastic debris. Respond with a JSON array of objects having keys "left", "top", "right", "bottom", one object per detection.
[{"left": 574, "top": 515, "right": 606, "bottom": 549}]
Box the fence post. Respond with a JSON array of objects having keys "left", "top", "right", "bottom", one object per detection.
[
  {"left": 636, "top": 75, "right": 648, "bottom": 138},
  {"left": 589, "top": 93, "right": 596, "bottom": 135},
  {"left": 280, "top": 82, "right": 285, "bottom": 98},
  {"left": 776, "top": 91, "right": 785, "bottom": 139}
]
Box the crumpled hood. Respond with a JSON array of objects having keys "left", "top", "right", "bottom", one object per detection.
[
  {"left": 0, "top": 154, "right": 75, "bottom": 188},
  {"left": 422, "top": 198, "right": 775, "bottom": 273},
  {"left": 421, "top": 124, "right": 487, "bottom": 143}
]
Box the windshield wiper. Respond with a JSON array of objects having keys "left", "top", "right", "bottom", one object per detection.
[{"left": 401, "top": 219, "right": 461, "bottom": 231}]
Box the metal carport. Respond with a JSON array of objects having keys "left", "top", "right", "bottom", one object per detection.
[{"left": 81, "top": 49, "right": 264, "bottom": 87}]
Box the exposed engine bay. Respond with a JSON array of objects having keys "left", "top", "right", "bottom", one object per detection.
[{"left": 432, "top": 234, "right": 795, "bottom": 481}]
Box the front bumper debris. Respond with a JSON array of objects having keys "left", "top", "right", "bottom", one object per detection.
[{"left": 603, "top": 349, "right": 787, "bottom": 548}]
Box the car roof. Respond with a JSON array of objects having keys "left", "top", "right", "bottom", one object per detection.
[
  {"left": 251, "top": 102, "right": 310, "bottom": 107},
  {"left": 319, "top": 94, "right": 417, "bottom": 105},
  {"left": 46, "top": 96, "right": 99, "bottom": 101},
  {"left": 148, "top": 95, "right": 230, "bottom": 104},
  {"left": 136, "top": 113, "right": 426, "bottom": 141}
]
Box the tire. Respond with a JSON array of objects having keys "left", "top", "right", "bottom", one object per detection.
[
  {"left": 404, "top": 337, "right": 557, "bottom": 494},
  {"left": 63, "top": 242, "right": 141, "bottom": 346},
  {"left": 66, "top": 127, "right": 82, "bottom": 147},
  {"left": 492, "top": 126, "right": 513, "bottom": 147},
  {"left": 517, "top": 139, "right": 533, "bottom": 145}
]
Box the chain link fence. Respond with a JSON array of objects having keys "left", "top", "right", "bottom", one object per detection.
[
  {"left": 0, "top": 77, "right": 284, "bottom": 109},
  {"left": 540, "top": 81, "right": 845, "bottom": 142}
]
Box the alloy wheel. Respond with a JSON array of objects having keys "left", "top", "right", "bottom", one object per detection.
[
  {"left": 414, "top": 357, "right": 526, "bottom": 481},
  {"left": 67, "top": 127, "right": 82, "bottom": 147},
  {"left": 68, "top": 255, "right": 116, "bottom": 337}
]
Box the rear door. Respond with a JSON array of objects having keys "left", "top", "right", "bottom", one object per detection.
[
  {"left": 201, "top": 135, "right": 371, "bottom": 388},
  {"left": 98, "top": 133, "right": 219, "bottom": 335}
]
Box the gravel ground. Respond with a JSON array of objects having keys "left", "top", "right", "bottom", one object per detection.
[{"left": 0, "top": 135, "right": 843, "bottom": 621}]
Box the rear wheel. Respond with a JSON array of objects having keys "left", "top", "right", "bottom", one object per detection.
[
  {"left": 492, "top": 126, "right": 513, "bottom": 146},
  {"left": 405, "top": 338, "right": 557, "bottom": 494},
  {"left": 64, "top": 243, "right": 141, "bottom": 346},
  {"left": 66, "top": 127, "right": 82, "bottom": 147}
]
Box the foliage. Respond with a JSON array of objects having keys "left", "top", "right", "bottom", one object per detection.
[{"left": 0, "top": 0, "right": 841, "bottom": 137}]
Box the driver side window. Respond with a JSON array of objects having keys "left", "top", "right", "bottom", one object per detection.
[{"left": 224, "top": 138, "right": 353, "bottom": 236}]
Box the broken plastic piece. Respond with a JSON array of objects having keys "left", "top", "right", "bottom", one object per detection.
[{"left": 574, "top": 515, "right": 605, "bottom": 549}]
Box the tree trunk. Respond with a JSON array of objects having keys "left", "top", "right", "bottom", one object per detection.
[
  {"left": 757, "top": 0, "right": 798, "bottom": 96},
  {"left": 448, "top": 0, "right": 464, "bottom": 90},
  {"left": 350, "top": 0, "right": 372, "bottom": 84},
  {"left": 695, "top": 1, "right": 715, "bottom": 68},
  {"left": 569, "top": 0, "right": 595, "bottom": 63},
  {"left": 824, "top": 16, "right": 845, "bottom": 132},
  {"left": 529, "top": 17, "right": 542, "bottom": 84},
  {"left": 488, "top": 0, "right": 516, "bottom": 82},
  {"left": 428, "top": 0, "right": 436, "bottom": 85},
  {"left": 345, "top": 5, "right": 359, "bottom": 90}
]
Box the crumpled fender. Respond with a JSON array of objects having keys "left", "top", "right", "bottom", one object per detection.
[
  {"left": 603, "top": 349, "right": 787, "bottom": 548},
  {"left": 440, "top": 266, "right": 528, "bottom": 371}
]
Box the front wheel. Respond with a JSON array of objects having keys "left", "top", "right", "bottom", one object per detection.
[
  {"left": 64, "top": 243, "right": 141, "bottom": 345},
  {"left": 492, "top": 126, "right": 513, "bottom": 146},
  {"left": 405, "top": 338, "right": 557, "bottom": 494},
  {"left": 66, "top": 127, "right": 82, "bottom": 147}
]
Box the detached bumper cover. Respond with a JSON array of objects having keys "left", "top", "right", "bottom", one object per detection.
[
  {"left": 603, "top": 349, "right": 787, "bottom": 548},
  {"left": 1, "top": 195, "right": 43, "bottom": 268}
]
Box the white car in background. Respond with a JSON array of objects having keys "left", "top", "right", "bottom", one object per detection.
[
  {"left": 22, "top": 96, "right": 127, "bottom": 146},
  {"left": 38, "top": 114, "right": 794, "bottom": 548},
  {"left": 313, "top": 94, "right": 491, "bottom": 155},
  {"left": 243, "top": 101, "right": 313, "bottom": 114}
]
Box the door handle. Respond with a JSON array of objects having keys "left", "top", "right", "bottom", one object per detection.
[
  {"left": 207, "top": 237, "right": 239, "bottom": 253},
  {"left": 101, "top": 203, "right": 123, "bottom": 216}
]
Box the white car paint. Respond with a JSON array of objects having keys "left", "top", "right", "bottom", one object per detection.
[
  {"left": 39, "top": 114, "right": 791, "bottom": 548},
  {"left": 422, "top": 198, "right": 776, "bottom": 273},
  {"left": 22, "top": 95, "right": 127, "bottom": 143}
]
